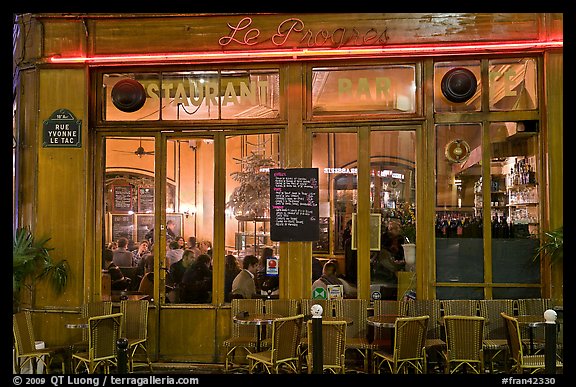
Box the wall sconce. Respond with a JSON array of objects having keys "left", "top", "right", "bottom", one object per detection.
[{"left": 182, "top": 205, "right": 197, "bottom": 218}]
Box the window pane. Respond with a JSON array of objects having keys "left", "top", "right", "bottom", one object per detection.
[
  {"left": 220, "top": 70, "right": 280, "bottom": 119},
  {"left": 435, "top": 124, "right": 484, "bottom": 283},
  {"left": 312, "top": 65, "right": 416, "bottom": 115},
  {"left": 489, "top": 122, "right": 540, "bottom": 284},
  {"left": 312, "top": 132, "right": 357, "bottom": 289},
  {"left": 162, "top": 71, "right": 219, "bottom": 120},
  {"left": 489, "top": 58, "right": 538, "bottom": 111},
  {"left": 225, "top": 133, "right": 280, "bottom": 301},
  {"left": 103, "top": 136, "right": 155, "bottom": 300},
  {"left": 104, "top": 74, "right": 160, "bottom": 121},
  {"left": 369, "top": 130, "right": 416, "bottom": 300},
  {"left": 434, "top": 61, "right": 481, "bottom": 112}
]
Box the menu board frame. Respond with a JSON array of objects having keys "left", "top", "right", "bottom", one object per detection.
[
  {"left": 137, "top": 186, "right": 154, "bottom": 213},
  {"left": 135, "top": 213, "right": 155, "bottom": 243},
  {"left": 269, "top": 167, "right": 320, "bottom": 242},
  {"left": 351, "top": 212, "right": 381, "bottom": 251},
  {"left": 107, "top": 213, "right": 135, "bottom": 243},
  {"left": 113, "top": 184, "right": 133, "bottom": 212}
]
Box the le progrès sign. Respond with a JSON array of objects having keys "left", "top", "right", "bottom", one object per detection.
[{"left": 43, "top": 109, "right": 82, "bottom": 148}]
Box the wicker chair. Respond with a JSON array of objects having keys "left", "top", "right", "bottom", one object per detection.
[
  {"left": 73, "top": 301, "right": 113, "bottom": 352},
  {"left": 441, "top": 299, "right": 479, "bottom": 316},
  {"left": 479, "top": 299, "right": 515, "bottom": 373},
  {"left": 406, "top": 299, "right": 446, "bottom": 370},
  {"left": 120, "top": 300, "right": 152, "bottom": 372},
  {"left": 72, "top": 313, "right": 123, "bottom": 374},
  {"left": 13, "top": 311, "right": 68, "bottom": 374},
  {"left": 337, "top": 298, "right": 384, "bottom": 373},
  {"left": 223, "top": 298, "right": 264, "bottom": 372},
  {"left": 306, "top": 319, "right": 347, "bottom": 374},
  {"left": 261, "top": 299, "right": 300, "bottom": 348},
  {"left": 516, "top": 298, "right": 551, "bottom": 353},
  {"left": 372, "top": 300, "right": 408, "bottom": 349},
  {"left": 443, "top": 315, "right": 485, "bottom": 374},
  {"left": 246, "top": 314, "right": 304, "bottom": 374},
  {"left": 501, "top": 312, "right": 563, "bottom": 374},
  {"left": 372, "top": 315, "right": 429, "bottom": 374}
]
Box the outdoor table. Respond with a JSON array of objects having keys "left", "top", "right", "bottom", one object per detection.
[
  {"left": 233, "top": 313, "right": 282, "bottom": 352},
  {"left": 516, "top": 315, "right": 546, "bottom": 355}
]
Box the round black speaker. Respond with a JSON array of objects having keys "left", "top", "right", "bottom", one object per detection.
[
  {"left": 111, "top": 79, "right": 146, "bottom": 112},
  {"left": 441, "top": 68, "right": 477, "bottom": 103}
]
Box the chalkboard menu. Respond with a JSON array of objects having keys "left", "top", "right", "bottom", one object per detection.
[
  {"left": 138, "top": 187, "right": 154, "bottom": 213},
  {"left": 270, "top": 168, "right": 319, "bottom": 241},
  {"left": 113, "top": 185, "right": 132, "bottom": 211},
  {"left": 111, "top": 214, "right": 134, "bottom": 242},
  {"left": 136, "top": 214, "right": 155, "bottom": 242}
]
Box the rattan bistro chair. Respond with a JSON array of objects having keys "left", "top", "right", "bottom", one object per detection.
[
  {"left": 442, "top": 299, "right": 479, "bottom": 316},
  {"left": 406, "top": 299, "right": 446, "bottom": 369},
  {"left": 72, "top": 301, "right": 113, "bottom": 352},
  {"left": 306, "top": 319, "right": 347, "bottom": 374},
  {"left": 120, "top": 300, "right": 152, "bottom": 372},
  {"left": 246, "top": 314, "right": 304, "bottom": 374},
  {"left": 338, "top": 298, "right": 380, "bottom": 372},
  {"left": 72, "top": 313, "right": 123, "bottom": 374},
  {"left": 443, "top": 315, "right": 485, "bottom": 374},
  {"left": 516, "top": 298, "right": 551, "bottom": 353},
  {"left": 501, "top": 312, "right": 563, "bottom": 374},
  {"left": 13, "top": 311, "right": 67, "bottom": 374},
  {"left": 372, "top": 315, "right": 429, "bottom": 374},
  {"left": 261, "top": 299, "right": 300, "bottom": 348},
  {"left": 223, "top": 298, "right": 264, "bottom": 372},
  {"left": 479, "top": 299, "right": 515, "bottom": 373}
]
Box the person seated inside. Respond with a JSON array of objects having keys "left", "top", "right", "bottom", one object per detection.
[
  {"left": 104, "top": 248, "right": 131, "bottom": 291},
  {"left": 138, "top": 253, "right": 154, "bottom": 300},
  {"left": 231, "top": 254, "right": 259, "bottom": 299},
  {"left": 166, "top": 249, "right": 196, "bottom": 303},
  {"left": 312, "top": 259, "right": 357, "bottom": 298},
  {"left": 166, "top": 240, "right": 184, "bottom": 268},
  {"left": 180, "top": 254, "right": 212, "bottom": 304},
  {"left": 224, "top": 254, "right": 241, "bottom": 302}
]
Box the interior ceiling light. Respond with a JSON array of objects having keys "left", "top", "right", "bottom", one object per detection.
[{"left": 50, "top": 40, "right": 562, "bottom": 65}]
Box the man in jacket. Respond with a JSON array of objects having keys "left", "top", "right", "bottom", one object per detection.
[{"left": 231, "top": 254, "right": 259, "bottom": 299}]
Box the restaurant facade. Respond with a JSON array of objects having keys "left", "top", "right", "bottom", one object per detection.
[{"left": 12, "top": 13, "right": 563, "bottom": 363}]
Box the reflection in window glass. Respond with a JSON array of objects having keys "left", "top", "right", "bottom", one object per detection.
[
  {"left": 489, "top": 122, "right": 540, "bottom": 284},
  {"left": 312, "top": 66, "right": 416, "bottom": 114},
  {"left": 369, "top": 131, "right": 416, "bottom": 301},
  {"left": 220, "top": 70, "right": 280, "bottom": 119},
  {"left": 165, "top": 138, "right": 214, "bottom": 304},
  {"left": 162, "top": 71, "right": 219, "bottom": 120},
  {"left": 489, "top": 58, "right": 538, "bottom": 111},
  {"left": 103, "top": 74, "right": 160, "bottom": 121},
  {"left": 311, "top": 132, "right": 358, "bottom": 285},
  {"left": 435, "top": 124, "right": 484, "bottom": 283},
  {"left": 225, "top": 133, "right": 280, "bottom": 302},
  {"left": 434, "top": 61, "right": 481, "bottom": 112}
]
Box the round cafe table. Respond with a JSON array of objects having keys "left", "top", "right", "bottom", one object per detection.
[
  {"left": 367, "top": 314, "right": 399, "bottom": 328},
  {"left": 233, "top": 313, "right": 282, "bottom": 352}
]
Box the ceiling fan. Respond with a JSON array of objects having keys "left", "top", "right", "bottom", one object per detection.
[{"left": 112, "top": 138, "right": 154, "bottom": 158}]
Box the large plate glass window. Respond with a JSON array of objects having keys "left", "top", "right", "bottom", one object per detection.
[
  {"left": 435, "top": 123, "right": 484, "bottom": 299},
  {"left": 489, "top": 122, "right": 541, "bottom": 298},
  {"left": 102, "top": 69, "right": 280, "bottom": 121},
  {"left": 311, "top": 132, "right": 358, "bottom": 284},
  {"left": 311, "top": 65, "right": 417, "bottom": 115},
  {"left": 225, "top": 133, "right": 280, "bottom": 302}
]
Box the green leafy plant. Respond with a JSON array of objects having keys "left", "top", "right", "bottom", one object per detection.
[
  {"left": 533, "top": 226, "right": 563, "bottom": 265},
  {"left": 13, "top": 226, "right": 70, "bottom": 312}
]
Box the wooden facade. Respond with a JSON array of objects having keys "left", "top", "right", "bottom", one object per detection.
[{"left": 13, "top": 13, "right": 563, "bottom": 364}]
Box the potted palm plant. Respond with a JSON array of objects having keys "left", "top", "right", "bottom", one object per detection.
[
  {"left": 13, "top": 226, "right": 70, "bottom": 313},
  {"left": 533, "top": 226, "right": 563, "bottom": 264}
]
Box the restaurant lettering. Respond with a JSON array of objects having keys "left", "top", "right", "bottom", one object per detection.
[
  {"left": 219, "top": 17, "right": 389, "bottom": 48},
  {"left": 144, "top": 80, "right": 268, "bottom": 107}
]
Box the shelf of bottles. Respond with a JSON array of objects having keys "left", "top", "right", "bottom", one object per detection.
[{"left": 474, "top": 156, "right": 539, "bottom": 239}]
